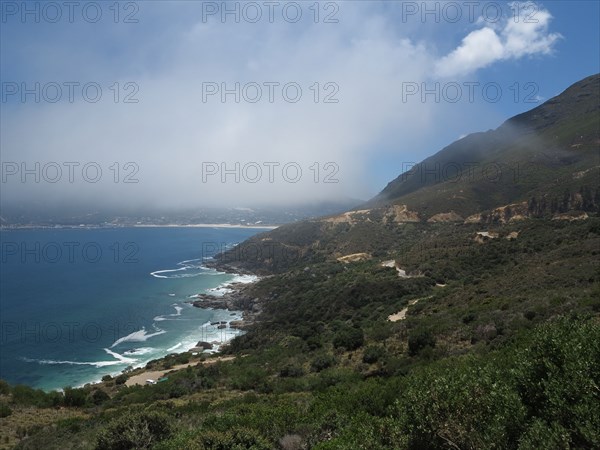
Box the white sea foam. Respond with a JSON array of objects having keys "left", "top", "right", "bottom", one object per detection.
[
  {"left": 167, "top": 342, "right": 182, "bottom": 352},
  {"left": 21, "top": 348, "right": 137, "bottom": 368},
  {"left": 103, "top": 348, "right": 137, "bottom": 364},
  {"left": 110, "top": 326, "right": 166, "bottom": 348},
  {"left": 207, "top": 286, "right": 233, "bottom": 297},
  {"left": 21, "top": 357, "right": 120, "bottom": 368},
  {"left": 123, "top": 347, "right": 156, "bottom": 356},
  {"left": 153, "top": 305, "right": 184, "bottom": 321},
  {"left": 203, "top": 273, "right": 259, "bottom": 297},
  {"left": 232, "top": 274, "right": 259, "bottom": 284},
  {"left": 150, "top": 259, "right": 224, "bottom": 279}
]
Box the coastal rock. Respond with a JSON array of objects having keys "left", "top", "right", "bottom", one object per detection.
[
  {"left": 188, "top": 278, "right": 262, "bottom": 332},
  {"left": 196, "top": 341, "right": 213, "bottom": 350}
]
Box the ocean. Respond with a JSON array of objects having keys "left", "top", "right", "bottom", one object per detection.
[{"left": 0, "top": 226, "right": 266, "bottom": 391}]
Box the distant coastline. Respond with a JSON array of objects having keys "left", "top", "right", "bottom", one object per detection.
[
  {"left": 0, "top": 223, "right": 279, "bottom": 231},
  {"left": 130, "top": 223, "right": 278, "bottom": 230}
]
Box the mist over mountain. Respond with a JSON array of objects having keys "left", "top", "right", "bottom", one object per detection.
[
  {"left": 214, "top": 74, "right": 600, "bottom": 274},
  {"left": 371, "top": 73, "right": 599, "bottom": 216}
]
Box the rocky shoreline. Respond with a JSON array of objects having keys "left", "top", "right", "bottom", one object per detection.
[{"left": 186, "top": 281, "right": 264, "bottom": 332}]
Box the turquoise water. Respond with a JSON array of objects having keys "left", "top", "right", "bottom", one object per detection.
[{"left": 0, "top": 226, "right": 265, "bottom": 391}]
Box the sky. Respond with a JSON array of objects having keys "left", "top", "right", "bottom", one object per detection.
[{"left": 1, "top": 0, "right": 599, "bottom": 213}]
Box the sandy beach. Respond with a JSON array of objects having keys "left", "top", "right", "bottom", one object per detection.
[{"left": 125, "top": 355, "right": 236, "bottom": 387}]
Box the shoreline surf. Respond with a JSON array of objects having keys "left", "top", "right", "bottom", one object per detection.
[{"left": 0, "top": 226, "right": 264, "bottom": 391}]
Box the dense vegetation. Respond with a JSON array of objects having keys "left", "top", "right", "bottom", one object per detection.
[{"left": 1, "top": 217, "right": 598, "bottom": 449}]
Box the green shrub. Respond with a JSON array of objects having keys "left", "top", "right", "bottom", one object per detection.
[
  {"left": 0, "top": 379, "right": 10, "bottom": 395},
  {"left": 230, "top": 367, "right": 269, "bottom": 391},
  {"left": 96, "top": 410, "right": 174, "bottom": 449},
  {"left": 198, "top": 427, "right": 271, "bottom": 449},
  {"left": 63, "top": 386, "right": 88, "bottom": 407},
  {"left": 311, "top": 354, "right": 336, "bottom": 372},
  {"left": 114, "top": 374, "right": 128, "bottom": 385},
  {"left": 0, "top": 402, "right": 12, "bottom": 418},
  {"left": 407, "top": 329, "right": 436, "bottom": 356},
  {"left": 362, "top": 345, "right": 385, "bottom": 364},
  {"left": 518, "top": 419, "right": 571, "bottom": 450},
  {"left": 513, "top": 318, "right": 600, "bottom": 448},
  {"left": 91, "top": 389, "right": 110, "bottom": 405},
  {"left": 332, "top": 326, "right": 364, "bottom": 351},
  {"left": 175, "top": 353, "right": 190, "bottom": 365},
  {"left": 395, "top": 357, "right": 526, "bottom": 449},
  {"left": 279, "top": 363, "right": 304, "bottom": 378},
  {"left": 11, "top": 384, "right": 62, "bottom": 408}
]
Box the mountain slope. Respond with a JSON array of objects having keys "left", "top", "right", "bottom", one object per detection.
[
  {"left": 214, "top": 74, "right": 599, "bottom": 274},
  {"left": 371, "top": 73, "right": 599, "bottom": 217}
]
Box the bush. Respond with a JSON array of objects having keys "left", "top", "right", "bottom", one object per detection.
[
  {"left": 407, "top": 329, "right": 436, "bottom": 356},
  {"left": 0, "top": 379, "right": 10, "bottom": 395},
  {"left": 230, "top": 367, "right": 269, "bottom": 391},
  {"left": 391, "top": 318, "right": 600, "bottom": 449},
  {"left": 279, "top": 363, "right": 304, "bottom": 378},
  {"left": 96, "top": 410, "right": 174, "bottom": 449},
  {"left": 362, "top": 345, "right": 385, "bottom": 364},
  {"left": 196, "top": 427, "right": 271, "bottom": 449},
  {"left": 333, "top": 326, "right": 364, "bottom": 351},
  {"left": 0, "top": 402, "right": 12, "bottom": 418},
  {"left": 63, "top": 387, "right": 88, "bottom": 407},
  {"left": 518, "top": 419, "right": 571, "bottom": 450},
  {"left": 395, "top": 357, "right": 526, "bottom": 449},
  {"left": 175, "top": 353, "right": 190, "bottom": 365},
  {"left": 513, "top": 318, "right": 600, "bottom": 448},
  {"left": 156, "top": 427, "right": 271, "bottom": 450},
  {"left": 11, "top": 384, "right": 61, "bottom": 408},
  {"left": 114, "top": 374, "right": 128, "bottom": 385},
  {"left": 91, "top": 389, "right": 110, "bottom": 405},
  {"left": 311, "top": 354, "right": 336, "bottom": 372}
]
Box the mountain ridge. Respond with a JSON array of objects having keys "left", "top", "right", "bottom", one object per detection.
[{"left": 213, "top": 74, "right": 600, "bottom": 274}]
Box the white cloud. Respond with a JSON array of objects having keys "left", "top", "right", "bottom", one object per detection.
[
  {"left": 0, "top": 2, "right": 562, "bottom": 211},
  {"left": 436, "top": 2, "right": 561, "bottom": 77}
]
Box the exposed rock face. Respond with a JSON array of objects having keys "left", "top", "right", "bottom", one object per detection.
[
  {"left": 383, "top": 205, "right": 420, "bottom": 224},
  {"left": 465, "top": 202, "right": 529, "bottom": 224},
  {"left": 427, "top": 211, "right": 464, "bottom": 223},
  {"left": 337, "top": 253, "right": 372, "bottom": 263},
  {"left": 552, "top": 211, "right": 589, "bottom": 221},
  {"left": 324, "top": 209, "right": 372, "bottom": 224},
  {"left": 190, "top": 294, "right": 234, "bottom": 310},
  {"left": 474, "top": 231, "right": 499, "bottom": 244}
]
